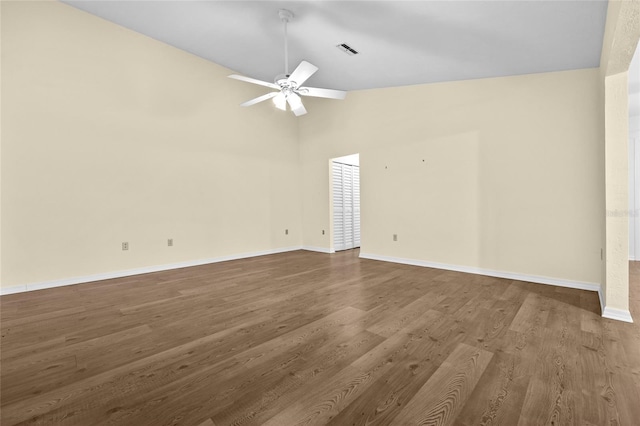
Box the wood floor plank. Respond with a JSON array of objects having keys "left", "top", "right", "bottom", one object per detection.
[
  {"left": 516, "top": 328, "right": 578, "bottom": 425},
  {"left": 1, "top": 306, "right": 86, "bottom": 329},
  {"left": 390, "top": 342, "right": 493, "bottom": 425},
  {"left": 261, "top": 309, "right": 449, "bottom": 426},
  {"left": 87, "top": 308, "right": 371, "bottom": 426},
  {"left": 508, "top": 292, "right": 550, "bottom": 334},
  {"left": 326, "top": 312, "right": 467, "bottom": 425},
  {"left": 599, "top": 321, "right": 640, "bottom": 426},
  {"left": 1, "top": 324, "right": 153, "bottom": 376},
  {"left": 1, "top": 307, "right": 365, "bottom": 425},
  {"left": 1, "top": 252, "right": 639, "bottom": 425},
  {"left": 455, "top": 350, "right": 530, "bottom": 426},
  {"left": 0, "top": 355, "right": 79, "bottom": 406},
  {"left": 211, "top": 330, "right": 384, "bottom": 426},
  {"left": 366, "top": 293, "right": 445, "bottom": 338},
  {"left": 578, "top": 329, "right": 619, "bottom": 425},
  {"left": 0, "top": 314, "right": 273, "bottom": 425}
]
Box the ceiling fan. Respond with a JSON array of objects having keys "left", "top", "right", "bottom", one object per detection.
[{"left": 229, "top": 9, "right": 346, "bottom": 117}]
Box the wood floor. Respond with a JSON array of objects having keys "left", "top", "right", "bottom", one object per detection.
[{"left": 1, "top": 250, "right": 639, "bottom": 425}]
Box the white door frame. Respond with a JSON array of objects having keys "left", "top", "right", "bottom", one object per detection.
[{"left": 330, "top": 154, "right": 360, "bottom": 252}]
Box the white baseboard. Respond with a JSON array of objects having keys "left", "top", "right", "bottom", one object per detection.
[
  {"left": 0, "top": 246, "right": 303, "bottom": 296},
  {"left": 358, "top": 252, "right": 601, "bottom": 292},
  {"left": 602, "top": 306, "right": 634, "bottom": 323},
  {"left": 360, "top": 252, "right": 640, "bottom": 323},
  {"left": 597, "top": 280, "right": 634, "bottom": 322},
  {"left": 1, "top": 285, "right": 28, "bottom": 295},
  {"left": 302, "top": 246, "right": 335, "bottom": 254},
  {"left": 5, "top": 248, "right": 632, "bottom": 324}
]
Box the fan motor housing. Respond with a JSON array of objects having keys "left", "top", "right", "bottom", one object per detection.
[
  {"left": 275, "top": 76, "right": 296, "bottom": 90},
  {"left": 278, "top": 9, "right": 294, "bottom": 22}
]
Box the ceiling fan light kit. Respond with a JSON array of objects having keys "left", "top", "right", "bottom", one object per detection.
[{"left": 228, "top": 9, "right": 346, "bottom": 117}]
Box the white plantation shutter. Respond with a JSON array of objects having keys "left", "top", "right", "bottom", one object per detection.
[
  {"left": 332, "top": 162, "right": 345, "bottom": 251},
  {"left": 333, "top": 162, "right": 360, "bottom": 251}
]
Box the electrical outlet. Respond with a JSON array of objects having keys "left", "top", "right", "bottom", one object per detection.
[
  {"left": 285, "top": 229, "right": 289, "bottom": 235},
  {"left": 393, "top": 234, "right": 397, "bottom": 242},
  {"left": 122, "top": 242, "right": 129, "bottom": 251},
  {"left": 168, "top": 238, "right": 173, "bottom": 247}
]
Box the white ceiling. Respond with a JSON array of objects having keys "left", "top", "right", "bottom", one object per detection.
[{"left": 63, "top": 1, "right": 608, "bottom": 92}]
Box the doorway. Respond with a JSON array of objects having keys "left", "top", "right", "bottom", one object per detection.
[{"left": 332, "top": 154, "right": 360, "bottom": 251}]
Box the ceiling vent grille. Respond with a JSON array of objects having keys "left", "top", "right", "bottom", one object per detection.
[{"left": 337, "top": 43, "right": 359, "bottom": 56}]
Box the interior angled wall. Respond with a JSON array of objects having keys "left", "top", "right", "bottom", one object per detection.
[
  {"left": 1, "top": 1, "right": 301, "bottom": 290},
  {"left": 599, "top": 0, "right": 639, "bottom": 321},
  {"left": 299, "top": 68, "right": 604, "bottom": 287}
]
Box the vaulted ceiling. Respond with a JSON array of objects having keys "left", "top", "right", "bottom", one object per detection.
[{"left": 63, "top": 1, "right": 609, "bottom": 92}]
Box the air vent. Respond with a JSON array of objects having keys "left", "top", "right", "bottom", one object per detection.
[{"left": 337, "top": 43, "right": 359, "bottom": 56}]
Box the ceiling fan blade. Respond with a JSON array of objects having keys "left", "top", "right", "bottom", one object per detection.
[
  {"left": 298, "top": 87, "right": 347, "bottom": 100},
  {"left": 229, "top": 74, "right": 279, "bottom": 90},
  {"left": 287, "top": 61, "right": 318, "bottom": 87},
  {"left": 291, "top": 103, "right": 307, "bottom": 117},
  {"left": 287, "top": 92, "right": 307, "bottom": 116},
  {"left": 240, "top": 91, "right": 279, "bottom": 107},
  {"left": 273, "top": 92, "right": 287, "bottom": 111}
]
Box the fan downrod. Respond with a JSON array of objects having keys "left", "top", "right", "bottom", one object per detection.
[{"left": 278, "top": 9, "right": 294, "bottom": 76}]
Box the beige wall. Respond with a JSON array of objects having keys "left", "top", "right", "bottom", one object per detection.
[
  {"left": 1, "top": 1, "right": 301, "bottom": 288},
  {"left": 300, "top": 69, "right": 604, "bottom": 285}
]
